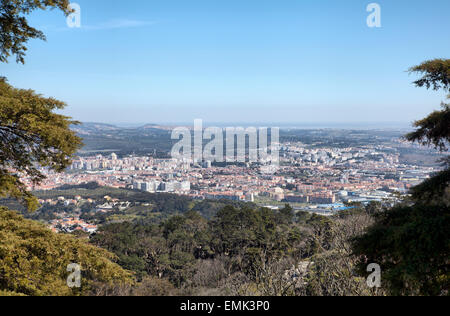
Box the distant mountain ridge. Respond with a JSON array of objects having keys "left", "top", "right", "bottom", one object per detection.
[
  {"left": 71, "top": 123, "right": 410, "bottom": 159},
  {"left": 72, "top": 122, "right": 174, "bottom": 156},
  {"left": 71, "top": 122, "right": 122, "bottom": 135},
  {"left": 71, "top": 122, "right": 179, "bottom": 135}
]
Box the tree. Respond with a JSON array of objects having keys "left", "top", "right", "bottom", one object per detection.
[
  {"left": 409, "top": 59, "right": 450, "bottom": 92},
  {"left": 352, "top": 204, "right": 449, "bottom": 296},
  {"left": 303, "top": 210, "right": 380, "bottom": 296},
  {"left": 405, "top": 59, "right": 450, "bottom": 204},
  {"left": 0, "top": 78, "right": 82, "bottom": 210},
  {"left": 131, "top": 277, "right": 177, "bottom": 296},
  {"left": 0, "top": 207, "right": 133, "bottom": 296},
  {"left": 277, "top": 204, "right": 295, "bottom": 225},
  {"left": 0, "top": 0, "right": 71, "bottom": 64},
  {"left": 406, "top": 59, "right": 450, "bottom": 153},
  {"left": 353, "top": 59, "right": 450, "bottom": 296},
  {"left": 0, "top": 2, "right": 129, "bottom": 297}
]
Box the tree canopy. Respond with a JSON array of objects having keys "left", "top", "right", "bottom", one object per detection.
[
  {"left": 409, "top": 59, "right": 450, "bottom": 93},
  {"left": 353, "top": 59, "right": 450, "bottom": 296},
  {"left": 0, "top": 0, "right": 70, "bottom": 63},
  {"left": 0, "top": 207, "right": 133, "bottom": 296},
  {"left": 352, "top": 203, "right": 449, "bottom": 296},
  {"left": 406, "top": 59, "right": 450, "bottom": 152},
  {"left": 0, "top": 78, "right": 82, "bottom": 210},
  {"left": 0, "top": 2, "right": 130, "bottom": 298}
]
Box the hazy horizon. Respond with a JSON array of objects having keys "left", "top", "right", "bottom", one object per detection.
[{"left": 81, "top": 120, "right": 414, "bottom": 131}]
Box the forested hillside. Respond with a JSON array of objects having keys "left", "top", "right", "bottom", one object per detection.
[{"left": 88, "top": 204, "right": 382, "bottom": 296}]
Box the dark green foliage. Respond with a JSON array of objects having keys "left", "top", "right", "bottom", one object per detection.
[
  {"left": 210, "top": 206, "right": 267, "bottom": 256},
  {"left": 91, "top": 211, "right": 210, "bottom": 285},
  {"left": 90, "top": 205, "right": 316, "bottom": 291},
  {"left": 406, "top": 59, "right": 450, "bottom": 151},
  {"left": 410, "top": 169, "right": 450, "bottom": 205},
  {"left": 352, "top": 203, "right": 449, "bottom": 296},
  {"left": 191, "top": 199, "right": 257, "bottom": 220},
  {"left": 277, "top": 204, "right": 295, "bottom": 225},
  {"left": 56, "top": 182, "right": 102, "bottom": 191},
  {"left": 409, "top": 59, "right": 450, "bottom": 92},
  {"left": 353, "top": 59, "right": 450, "bottom": 296},
  {"left": 405, "top": 103, "right": 450, "bottom": 151}
]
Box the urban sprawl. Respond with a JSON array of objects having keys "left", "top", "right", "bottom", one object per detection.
[{"left": 23, "top": 140, "right": 443, "bottom": 234}]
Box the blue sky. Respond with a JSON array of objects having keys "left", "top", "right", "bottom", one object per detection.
[{"left": 1, "top": 0, "right": 449, "bottom": 125}]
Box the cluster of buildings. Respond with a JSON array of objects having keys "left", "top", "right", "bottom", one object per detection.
[
  {"left": 49, "top": 217, "right": 97, "bottom": 234},
  {"left": 22, "top": 140, "right": 443, "bottom": 217},
  {"left": 132, "top": 179, "right": 191, "bottom": 193},
  {"left": 40, "top": 195, "right": 133, "bottom": 233}
]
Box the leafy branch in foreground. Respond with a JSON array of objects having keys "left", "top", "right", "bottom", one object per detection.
[
  {"left": 0, "top": 78, "right": 82, "bottom": 210},
  {"left": 406, "top": 59, "right": 450, "bottom": 151},
  {"left": 409, "top": 59, "right": 450, "bottom": 92},
  {"left": 353, "top": 59, "right": 450, "bottom": 296},
  {"left": 0, "top": 0, "right": 71, "bottom": 63},
  {"left": 405, "top": 103, "right": 450, "bottom": 151}
]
